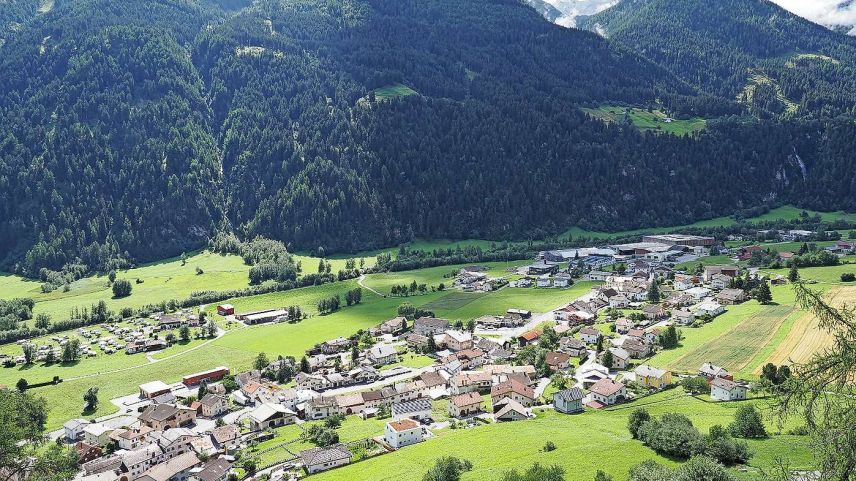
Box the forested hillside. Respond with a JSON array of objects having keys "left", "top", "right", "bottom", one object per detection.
[
  {"left": 580, "top": 0, "right": 856, "bottom": 118},
  {"left": 0, "top": 0, "right": 854, "bottom": 278}
]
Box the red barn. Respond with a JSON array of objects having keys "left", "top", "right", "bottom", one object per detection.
[
  {"left": 182, "top": 366, "right": 229, "bottom": 387},
  {"left": 217, "top": 304, "right": 235, "bottom": 316}
]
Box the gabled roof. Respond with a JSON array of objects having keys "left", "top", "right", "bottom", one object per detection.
[
  {"left": 634, "top": 364, "right": 667, "bottom": 379},
  {"left": 138, "top": 451, "right": 199, "bottom": 481},
  {"left": 589, "top": 379, "right": 625, "bottom": 397},
  {"left": 300, "top": 444, "right": 351, "bottom": 467},
  {"left": 392, "top": 398, "right": 432, "bottom": 416},
  {"left": 554, "top": 387, "right": 584, "bottom": 402},
  {"left": 490, "top": 379, "right": 534, "bottom": 400},
  {"left": 450, "top": 391, "right": 482, "bottom": 408},
  {"left": 494, "top": 399, "right": 531, "bottom": 419},
  {"left": 193, "top": 458, "right": 231, "bottom": 481},
  {"left": 711, "top": 377, "right": 742, "bottom": 391}
]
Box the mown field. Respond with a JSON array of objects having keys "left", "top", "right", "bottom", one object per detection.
[
  {"left": 582, "top": 106, "right": 707, "bottom": 136},
  {"left": 311, "top": 389, "right": 812, "bottom": 481}
]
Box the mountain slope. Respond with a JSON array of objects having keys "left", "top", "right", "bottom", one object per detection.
[
  {"left": 579, "top": 0, "right": 856, "bottom": 118},
  {"left": 0, "top": 0, "right": 852, "bottom": 276}
]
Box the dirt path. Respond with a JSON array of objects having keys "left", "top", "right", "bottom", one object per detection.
[
  {"left": 63, "top": 328, "right": 226, "bottom": 381},
  {"left": 358, "top": 274, "right": 384, "bottom": 297}
]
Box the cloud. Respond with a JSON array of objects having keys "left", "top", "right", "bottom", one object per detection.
[
  {"left": 541, "top": 0, "right": 856, "bottom": 34},
  {"left": 770, "top": 0, "right": 856, "bottom": 32}
]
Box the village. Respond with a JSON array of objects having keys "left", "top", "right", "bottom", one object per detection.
[{"left": 48, "top": 232, "right": 812, "bottom": 481}]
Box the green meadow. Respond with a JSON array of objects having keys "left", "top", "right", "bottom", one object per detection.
[
  {"left": 582, "top": 106, "right": 708, "bottom": 136},
  {"left": 311, "top": 389, "right": 811, "bottom": 481}
]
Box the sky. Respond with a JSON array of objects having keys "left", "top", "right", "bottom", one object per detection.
[
  {"left": 770, "top": 0, "right": 856, "bottom": 34},
  {"left": 542, "top": 0, "right": 856, "bottom": 33}
]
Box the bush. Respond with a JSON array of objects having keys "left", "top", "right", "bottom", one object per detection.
[
  {"left": 112, "top": 279, "right": 132, "bottom": 298},
  {"left": 628, "top": 408, "right": 651, "bottom": 439},
  {"left": 638, "top": 413, "right": 704, "bottom": 460},
  {"left": 422, "top": 457, "right": 472, "bottom": 481},
  {"left": 542, "top": 441, "right": 556, "bottom": 452},
  {"left": 728, "top": 405, "right": 767, "bottom": 439},
  {"left": 672, "top": 455, "right": 736, "bottom": 481},
  {"left": 704, "top": 426, "right": 751, "bottom": 465},
  {"left": 681, "top": 376, "right": 710, "bottom": 395},
  {"left": 841, "top": 273, "right": 855, "bottom": 282}
]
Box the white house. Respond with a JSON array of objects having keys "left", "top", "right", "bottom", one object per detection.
[
  {"left": 392, "top": 399, "right": 433, "bottom": 422},
  {"left": 710, "top": 378, "right": 748, "bottom": 401},
  {"left": 301, "top": 444, "right": 352, "bottom": 474},
  {"left": 685, "top": 287, "right": 712, "bottom": 301},
  {"left": 367, "top": 345, "right": 398, "bottom": 366},
  {"left": 248, "top": 403, "right": 296, "bottom": 431},
  {"left": 587, "top": 379, "right": 627, "bottom": 406},
  {"left": 536, "top": 275, "right": 552, "bottom": 288},
  {"left": 579, "top": 327, "right": 601, "bottom": 344},
  {"left": 63, "top": 418, "right": 90, "bottom": 442},
  {"left": 693, "top": 300, "right": 725, "bottom": 317},
  {"left": 384, "top": 418, "right": 424, "bottom": 449},
  {"left": 553, "top": 387, "right": 584, "bottom": 414},
  {"left": 83, "top": 423, "right": 113, "bottom": 447}
]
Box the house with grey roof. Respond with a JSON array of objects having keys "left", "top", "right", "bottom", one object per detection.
[
  {"left": 300, "top": 444, "right": 352, "bottom": 474},
  {"left": 553, "top": 387, "right": 584, "bottom": 414}
]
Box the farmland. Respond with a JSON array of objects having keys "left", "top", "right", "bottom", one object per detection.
[
  {"left": 582, "top": 106, "right": 707, "bottom": 136},
  {"left": 310, "top": 389, "right": 812, "bottom": 481}
]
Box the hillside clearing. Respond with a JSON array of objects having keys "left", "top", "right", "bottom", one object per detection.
[{"left": 582, "top": 105, "right": 707, "bottom": 136}]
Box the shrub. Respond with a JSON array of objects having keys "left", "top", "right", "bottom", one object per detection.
[
  {"left": 841, "top": 273, "right": 855, "bottom": 282},
  {"left": 728, "top": 405, "right": 767, "bottom": 439},
  {"left": 628, "top": 408, "right": 651, "bottom": 439},
  {"left": 638, "top": 413, "right": 704, "bottom": 460},
  {"left": 112, "top": 279, "right": 132, "bottom": 298},
  {"left": 542, "top": 441, "right": 556, "bottom": 452}
]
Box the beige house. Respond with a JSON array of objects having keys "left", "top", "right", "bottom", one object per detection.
[{"left": 448, "top": 392, "right": 483, "bottom": 418}]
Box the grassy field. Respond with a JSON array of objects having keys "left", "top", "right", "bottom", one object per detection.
[
  {"left": 3, "top": 260, "right": 595, "bottom": 429},
  {"left": 759, "top": 285, "right": 854, "bottom": 371},
  {"left": 312, "top": 389, "right": 812, "bottom": 481},
  {"left": 582, "top": 106, "right": 707, "bottom": 136},
  {"left": 649, "top": 286, "right": 801, "bottom": 377},
  {"left": 370, "top": 84, "right": 418, "bottom": 101}
]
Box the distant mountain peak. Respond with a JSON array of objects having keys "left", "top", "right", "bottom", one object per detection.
[{"left": 526, "top": 0, "right": 856, "bottom": 35}]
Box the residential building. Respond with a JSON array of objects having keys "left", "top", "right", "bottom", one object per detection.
[
  {"left": 634, "top": 365, "right": 672, "bottom": 389},
  {"left": 301, "top": 444, "right": 352, "bottom": 474},
  {"left": 439, "top": 330, "right": 473, "bottom": 351},
  {"left": 559, "top": 337, "right": 587, "bottom": 357},
  {"left": 137, "top": 451, "right": 201, "bottom": 481},
  {"left": 139, "top": 404, "right": 197, "bottom": 430},
  {"left": 189, "top": 458, "right": 231, "bottom": 481},
  {"left": 367, "top": 344, "right": 398, "bottom": 366},
  {"left": 605, "top": 347, "right": 629, "bottom": 369},
  {"left": 672, "top": 309, "right": 695, "bottom": 325},
  {"left": 693, "top": 300, "right": 725, "bottom": 317},
  {"left": 448, "top": 392, "right": 483, "bottom": 418},
  {"left": 413, "top": 317, "right": 450, "bottom": 336},
  {"left": 83, "top": 423, "right": 113, "bottom": 447},
  {"left": 703, "top": 265, "right": 739, "bottom": 283},
  {"left": 248, "top": 403, "right": 295, "bottom": 430},
  {"left": 490, "top": 379, "right": 535, "bottom": 407},
  {"left": 545, "top": 351, "right": 571, "bottom": 371},
  {"left": 63, "top": 418, "right": 89, "bottom": 442},
  {"left": 494, "top": 399, "right": 531, "bottom": 421},
  {"left": 553, "top": 387, "right": 584, "bottom": 414},
  {"left": 716, "top": 288, "right": 747, "bottom": 305},
  {"left": 579, "top": 327, "right": 601, "bottom": 344},
  {"left": 710, "top": 378, "right": 748, "bottom": 401},
  {"left": 110, "top": 426, "right": 153, "bottom": 451},
  {"left": 699, "top": 362, "right": 731, "bottom": 380},
  {"left": 392, "top": 399, "right": 433, "bottom": 422},
  {"left": 199, "top": 394, "right": 229, "bottom": 418},
  {"left": 384, "top": 418, "right": 424, "bottom": 449},
  {"left": 588, "top": 379, "right": 627, "bottom": 406}
]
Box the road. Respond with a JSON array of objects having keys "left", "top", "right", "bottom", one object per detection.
[{"left": 357, "top": 274, "right": 384, "bottom": 297}]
